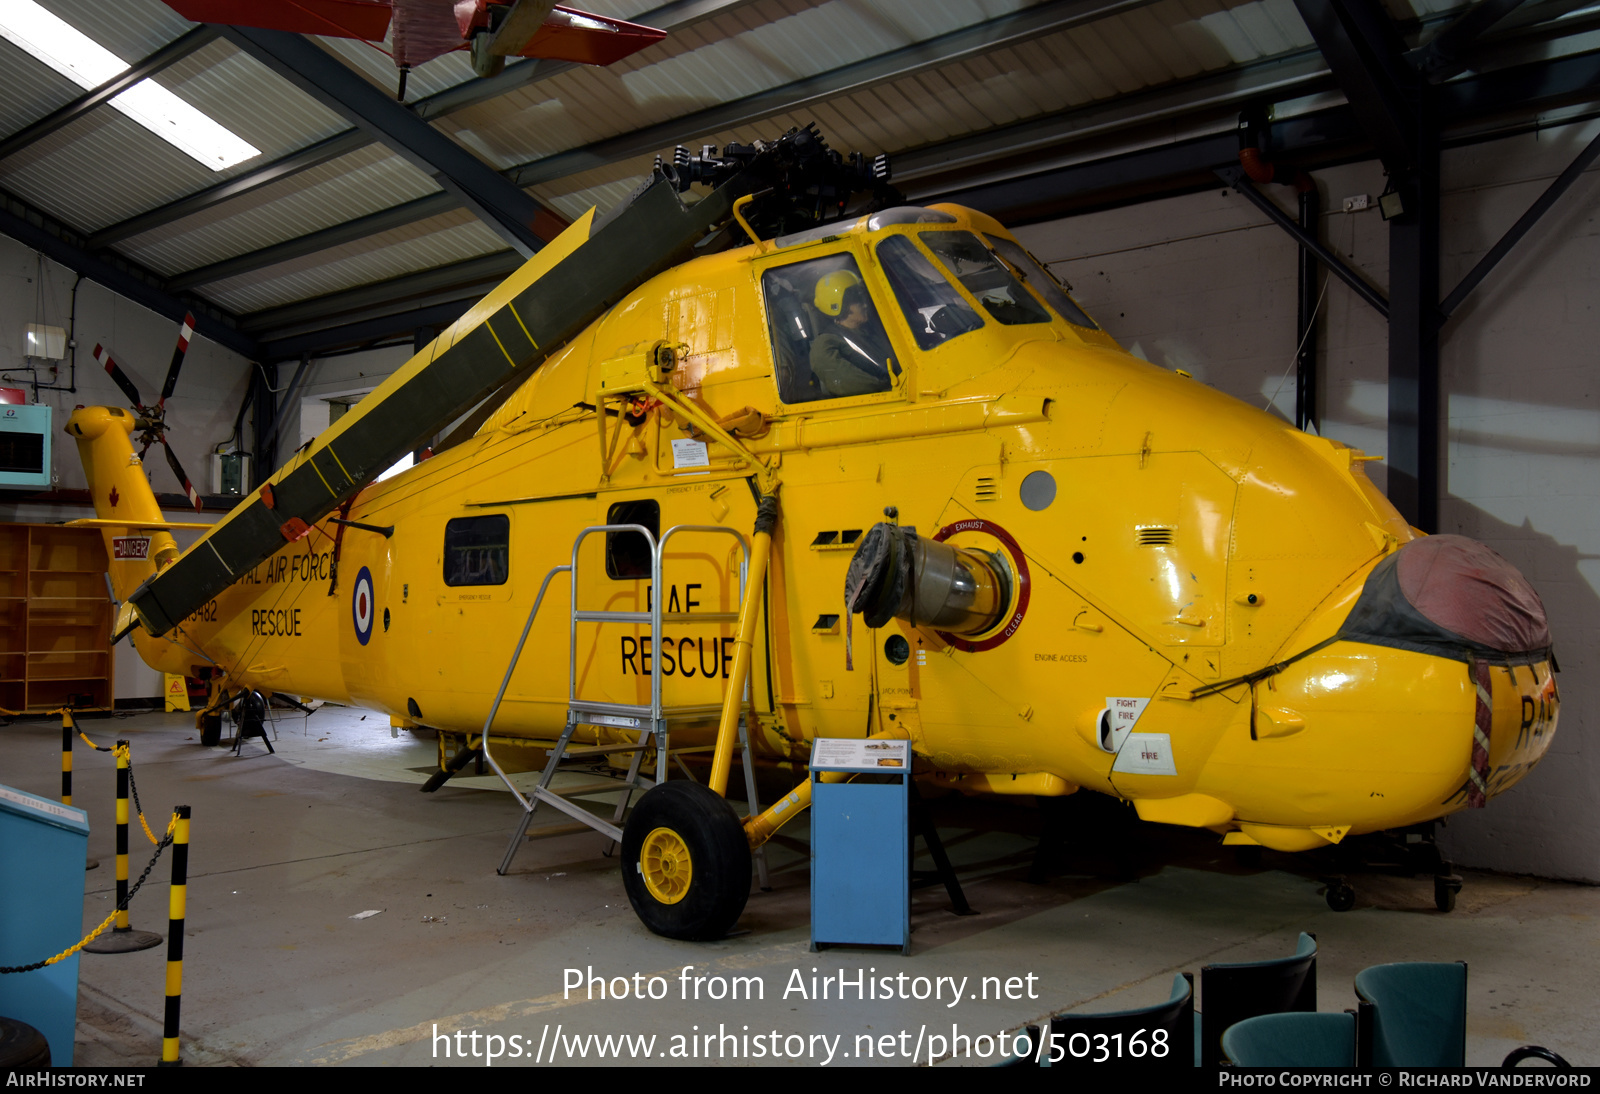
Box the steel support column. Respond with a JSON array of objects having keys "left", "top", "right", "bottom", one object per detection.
[
  {"left": 1297, "top": 184, "right": 1321, "bottom": 431},
  {"left": 1385, "top": 96, "right": 1442, "bottom": 532}
]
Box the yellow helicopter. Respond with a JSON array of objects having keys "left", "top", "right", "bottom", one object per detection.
[{"left": 64, "top": 126, "right": 1558, "bottom": 941}]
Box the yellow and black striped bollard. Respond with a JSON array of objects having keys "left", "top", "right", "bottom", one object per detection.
[
  {"left": 159, "top": 805, "right": 190, "bottom": 1067},
  {"left": 83, "top": 741, "right": 161, "bottom": 953},
  {"left": 62, "top": 711, "right": 99, "bottom": 871},
  {"left": 60, "top": 711, "right": 72, "bottom": 805}
]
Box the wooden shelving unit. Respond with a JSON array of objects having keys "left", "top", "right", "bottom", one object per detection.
[{"left": 0, "top": 524, "right": 113, "bottom": 712}]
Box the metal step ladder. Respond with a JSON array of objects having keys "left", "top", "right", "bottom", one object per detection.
[{"left": 476, "top": 522, "right": 769, "bottom": 882}]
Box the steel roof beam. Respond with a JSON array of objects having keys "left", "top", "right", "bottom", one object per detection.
[
  {"left": 1292, "top": 0, "right": 1420, "bottom": 175},
  {"left": 252, "top": 280, "right": 510, "bottom": 344},
  {"left": 88, "top": 0, "right": 755, "bottom": 249},
  {"left": 0, "top": 25, "right": 220, "bottom": 164},
  {"left": 88, "top": 129, "right": 368, "bottom": 249},
  {"left": 222, "top": 26, "right": 557, "bottom": 257},
  {"left": 1408, "top": 0, "right": 1526, "bottom": 80},
  {"left": 260, "top": 300, "right": 475, "bottom": 360},
  {"left": 239, "top": 251, "right": 522, "bottom": 334},
  {"left": 166, "top": 192, "right": 458, "bottom": 290},
  {"left": 0, "top": 189, "right": 259, "bottom": 358}
]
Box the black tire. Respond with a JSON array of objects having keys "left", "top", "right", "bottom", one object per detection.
[
  {"left": 0, "top": 1016, "right": 51, "bottom": 1068},
  {"left": 1434, "top": 874, "right": 1461, "bottom": 913},
  {"left": 621, "top": 781, "right": 751, "bottom": 941},
  {"left": 1326, "top": 883, "right": 1356, "bottom": 912},
  {"left": 199, "top": 711, "right": 222, "bottom": 747}
]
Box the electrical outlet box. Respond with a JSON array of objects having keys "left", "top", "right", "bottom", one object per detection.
[{"left": 1342, "top": 194, "right": 1370, "bottom": 213}]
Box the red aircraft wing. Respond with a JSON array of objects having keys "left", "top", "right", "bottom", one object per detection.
[{"left": 163, "top": 0, "right": 393, "bottom": 40}]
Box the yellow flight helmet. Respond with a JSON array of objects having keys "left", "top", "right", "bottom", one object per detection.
[{"left": 814, "top": 270, "right": 863, "bottom": 317}]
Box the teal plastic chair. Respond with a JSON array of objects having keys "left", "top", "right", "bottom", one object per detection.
[
  {"left": 1198, "top": 932, "right": 1318, "bottom": 1068},
  {"left": 996, "top": 976, "right": 1194, "bottom": 1067},
  {"left": 1222, "top": 1012, "right": 1357, "bottom": 1066},
  {"left": 1354, "top": 962, "right": 1466, "bottom": 1067},
  {"left": 1049, "top": 973, "right": 1194, "bottom": 1067}
]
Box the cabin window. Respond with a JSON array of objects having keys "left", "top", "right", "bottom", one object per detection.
[
  {"left": 761, "top": 253, "right": 898, "bottom": 404},
  {"left": 876, "top": 235, "right": 984, "bottom": 349},
  {"left": 920, "top": 231, "right": 1052, "bottom": 327},
  {"left": 443, "top": 515, "right": 509, "bottom": 586},
  {"left": 606, "top": 499, "right": 658, "bottom": 580},
  {"left": 984, "top": 235, "right": 1100, "bottom": 330}
]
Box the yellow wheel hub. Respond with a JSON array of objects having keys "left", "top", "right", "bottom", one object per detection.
[{"left": 640, "top": 827, "right": 693, "bottom": 905}]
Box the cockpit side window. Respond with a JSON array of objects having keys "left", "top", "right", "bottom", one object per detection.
[
  {"left": 876, "top": 235, "right": 984, "bottom": 350},
  {"left": 761, "top": 253, "right": 898, "bottom": 404},
  {"left": 984, "top": 235, "right": 1100, "bottom": 330},
  {"left": 921, "top": 231, "right": 1052, "bottom": 327}
]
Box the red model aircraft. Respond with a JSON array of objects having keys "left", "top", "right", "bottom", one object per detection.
[{"left": 164, "top": 1, "right": 667, "bottom": 76}]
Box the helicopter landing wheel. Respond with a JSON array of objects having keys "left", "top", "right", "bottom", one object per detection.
[
  {"left": 1325, "top": 880, "right": 1356, "bottom": 912},
  {"left": 1434, "top": 873, "right": 1462, "bottom": 913},
  {"left": 621, "top": 781, "right": 751, "bottom": 941},
  {"left": 199, "top": 712, "right": 222, "bottom": 747}
]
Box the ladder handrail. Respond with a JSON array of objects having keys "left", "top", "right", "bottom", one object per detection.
[
  {"left": 567, "top": 523, "right": 659, "bottom": 720},
  {"left": 479, "top": 562, "right": 571, "bottom": 809},
  {"left": 482, "top": 523, "right": 750, "bottom": 813}
]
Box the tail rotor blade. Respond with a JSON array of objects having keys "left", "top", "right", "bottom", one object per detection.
[
  {"left": 161, "top": 439, "right": 204, "bottom": 511},
  {"left": 160, "top": 313, "right": 195, "bottom": 407},
  {"left": 94, "top": 344, "right": 143, "bottom": 407}
]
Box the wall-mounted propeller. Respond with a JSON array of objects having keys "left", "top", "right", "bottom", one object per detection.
[{"left": 92, "top": 313, "right": 203, "bottom": 510}]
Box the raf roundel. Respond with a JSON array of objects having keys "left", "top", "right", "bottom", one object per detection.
[{"left": 352, "top": 567, "right": 374, "bottom": 646}]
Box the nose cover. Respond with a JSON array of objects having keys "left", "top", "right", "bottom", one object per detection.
[{"left": 1339, "top": 534, "right": 1551, "bottom": 666}]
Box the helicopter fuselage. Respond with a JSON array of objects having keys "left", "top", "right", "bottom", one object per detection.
[{"left": 71, "top": 201, "right": 1557, "bottom": 854}]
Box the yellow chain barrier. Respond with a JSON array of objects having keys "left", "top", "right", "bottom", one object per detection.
[{"left": 114, "top": 743, "right": 162, "bottom": 846}]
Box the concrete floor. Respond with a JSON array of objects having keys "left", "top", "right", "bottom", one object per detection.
[{"left": 1, "top": 705, "right": 1594, "bottom": 1068}]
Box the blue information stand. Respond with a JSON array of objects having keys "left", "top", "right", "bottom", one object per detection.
[
  {"left": 0, "top": 783, "right": 89, "bottom": 1066},
  {"left": 809, "top": 738, "right": 911, "bottom": 955}
]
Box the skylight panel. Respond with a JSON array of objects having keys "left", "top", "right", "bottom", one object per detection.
[{"left": 0, "top": 0, "right": 259, "bottom": 171}]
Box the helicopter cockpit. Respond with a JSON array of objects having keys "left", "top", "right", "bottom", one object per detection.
[{"left": 760, "top": 206, "right": 1103, "bottom": 408}]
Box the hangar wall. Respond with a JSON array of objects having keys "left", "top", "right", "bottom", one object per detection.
[
  {"left": 1016, "top": 120, "right": 1600, "bottom": 883},
  {"left": 0, "top": 236, "right": 242, "bottom": 698}
]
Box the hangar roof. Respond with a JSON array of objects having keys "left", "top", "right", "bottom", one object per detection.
[{"left": 1, "top": 0, "right": 1597, "bottom": 359}]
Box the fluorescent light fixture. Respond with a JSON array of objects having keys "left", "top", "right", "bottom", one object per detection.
[{"left": 0, "top": 0, "right": 259, "bottom": 170}]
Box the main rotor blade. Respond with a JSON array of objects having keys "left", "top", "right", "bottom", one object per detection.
[
  {"left": 94, "top": 344, "right": 143, "bottom": 407},
  {"left": 161, "top": 439, "right": 204, "bottom": 511},
  {"left": 160, "top": 312, "right": 195, "bottom": 407}
]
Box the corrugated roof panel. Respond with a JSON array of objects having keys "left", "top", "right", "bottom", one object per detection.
[
  {"left": 208, "top": 215, "right": 507, "bottom": 314},
  {"left": 0, "top": 39, "right": 81, "bottom": 136},
  {"left": 151, "top": 38, "right": 350, "bottom": 164},
  {"left": 121, "top": 146, "right": 441, "bottom": 274},
  {"left": 0, "top": 107, "right": 219, "bottom": 231},
  {"left": 491, "top": 0, "right": 1333, "bottom": 227},
  {"left": 438, "top": 0, "right": 1038, "bottom": 170},
  {"left": 1165, "top": 0, "right": 1249, "bottom": 71},
  {"left": 38, "top": 0, "right": 193, "bottom": 64}
]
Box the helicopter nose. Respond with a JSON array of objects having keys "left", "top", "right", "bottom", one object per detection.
[
  {"left": 1338, "top": 534, "right": 1551, "bottom": 666},
  {"left": 1336, "top": 534, "right": 1555, "bottom": 807}
]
